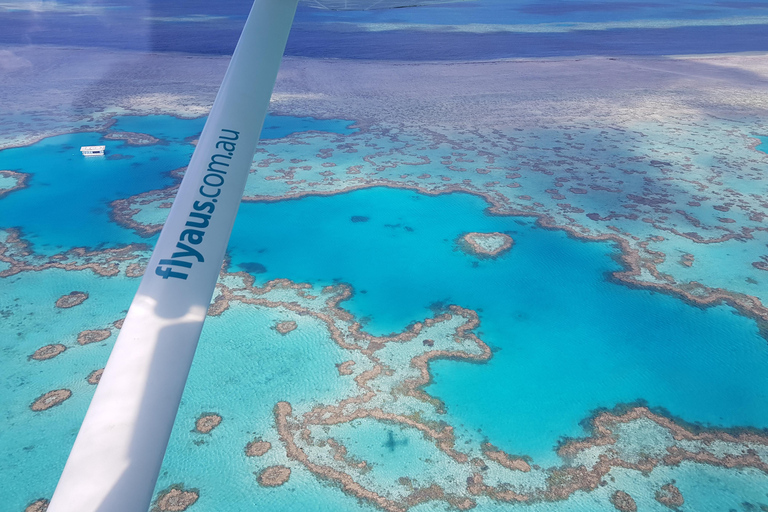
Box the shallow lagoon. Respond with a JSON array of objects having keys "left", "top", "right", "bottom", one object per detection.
[
  {"left": 0, "top": 114, "right": 355, "bottom": 255},
  {"left": 757, "top": 135, "right": 768, "bottom": 155},
  {"left": 3, "top": 113, "right": 768, "bottom": 509},
  {"left": 229, "top": 187, "right": 768, "bottom": 464}
]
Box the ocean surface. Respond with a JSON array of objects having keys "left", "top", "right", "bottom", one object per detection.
[
  {"left": 2, "top": 114, "right": 768, "bottom": 511},
  {"left": 0, "top": 114, "right": 354, "bottom": 255},
  {"left": 3, "top": 1, "right": 768, "bottom": 510},
  {"left": 229, "top": 186, "right": 768, "bottom": 465},
  {"left": 1, "top": 0, "right": 767, "bottom": 58}
]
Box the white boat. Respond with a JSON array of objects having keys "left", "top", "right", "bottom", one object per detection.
[{"left": 80, "top": 145, "right": 105, "bottom": 156}]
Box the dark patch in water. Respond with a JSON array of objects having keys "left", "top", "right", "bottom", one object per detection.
[
  {"left": 351, "top": 215, "right": 369, "bottom": 223},
  {"left": 428, "top": 300, "right": 451, "bottom": 313},
  {"left": 239, "top": 262, "right": 267, "bottom": 274},
  {"left": 108, "top": 154, "right": 134, "bottom": 160},
  {"left": 404, "top": 226, "right": 414, "bottom": 232},
  {"left": 383, "top": 430, "right": 408, "bottom": 452}
]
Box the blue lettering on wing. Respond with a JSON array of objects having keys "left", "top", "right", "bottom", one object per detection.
[{"left": 155, "top": 128, "right": 238, "bottom": 281}]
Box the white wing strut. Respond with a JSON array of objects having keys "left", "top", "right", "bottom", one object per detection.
[{"left": 47, "top": 1, "right": 299, "bottom": 511}]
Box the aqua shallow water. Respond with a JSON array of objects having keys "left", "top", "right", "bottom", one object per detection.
[
  {"left": 0, "top": 269, "right": 140, "bottom": 509},
  {"left": 228, "top": 187, "right": 768, "bottom": 464},
  {"left": 111, "top": 114, "right": 357, "bottom": 142},
  {"left": 1, "top": 0, "right": 767, "bottom": 57},
  {"left": 756, "top": 135, "right": 768, "bottom": 155},
  {"left": 3, "top": 113, "right": 768, "bottom": 510}
]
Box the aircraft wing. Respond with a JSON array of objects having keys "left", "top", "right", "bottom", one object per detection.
[{"left": 47, "top": 2, "right": 299, "bottom": 511}]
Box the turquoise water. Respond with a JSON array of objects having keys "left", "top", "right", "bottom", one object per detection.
[
  {"left": 111, "top": 114, "right": 357, "bottom": 142},
  {"left": 229, "top": 187, "right": 768, "bottom": 464},
  {"left": 0, "top": 130, "right": 185, "bottom": 253},
  {"left": 3, "top": 114, "right": 768, "bottom": 510},
  {"left": 155, "top": 302, "right": 368, "bottom": 512},
  {"left": 0, "top": 269, "right": 140, "bottom": 509},
  {"left": 0, "top": 114, "right": 356, "bottom": 255},
  {"left": 0, "top": 271, "right": 368, "bottom": 512},
  {"left": 756, "top": 136, "right": 768, "bottom": 155}
]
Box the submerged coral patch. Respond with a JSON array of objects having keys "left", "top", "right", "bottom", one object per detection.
[
  {"left": 275, "top": 321, "right": 298, "bottom": 335},
  {"left": 194, "top": 414, "right": 222, "bottom": 434},
  {"left": 30, "top": 389, "right": 71, "bottom": 412},
  {"left": 256, "top": 465, "right": 291, "bottom": 487},
  {"left": 459, "top": 232, "right": 514, "bottom": 258},
  {"left": 54, "top": 291, "right": 88, "bottom": 309},
  {"left": 152, "top": 485, "right": 198, "bottom": 512},
  {"left": 29, "top": 344, "right": 66, "bottom": 361}
]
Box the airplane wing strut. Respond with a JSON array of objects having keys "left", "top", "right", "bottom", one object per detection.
[{"left": 48, "top": 2, "right": 299, "bottom": 511}]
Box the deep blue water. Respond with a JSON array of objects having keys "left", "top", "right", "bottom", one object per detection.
[
  {"left": 228, "top": 187, "right": 768, "bottom": 463},
  {"left": 1, "top": 0, "right": 766, "bottom": 58},
  {"left": 3, "top": 109, "right": 768, "bottom": 508},
  {"left": 0, "top": 131, "right": 185, "bottom": 253},
  {"left": 0, "top": 114, "right": 355, "bottom": 254},
  {"left": 287, "top": 24, "right": 768, "bottom": 60}
]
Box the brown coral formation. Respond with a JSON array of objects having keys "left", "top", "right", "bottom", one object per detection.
[
  {"left": 24, "top": 499, "right": 49, "bottom": 512},
  {"left": 275, "top": 320, "right": 297, "bottom": 335},
  {"left": 194, "top": 413, "right": 222, "bottom": 434},
  {"left": 0, "top": 169, "right": 30, "bottom": 199},
  {"left": 481, "top": 443, "right": 531, "bottom": 472},
  {"left": 55, "top": 291, "right": 88, "bottom": 309},
  {"left": 459, "top": 232, "right": 514, "bottom": 258},
  {"left": 256, "top": 465, "right": 291, "bottom": 487},
  {"left": 105, "top": 105, "right": 768, "bottom": 339},
  {"left": 87, "top": 368, "right": 104, "bottom": 385},
  {"left": 77, "top": 329, "right": 111, "bottom": 345},
  {"left": 30, "top": 344, "right": 66, "bottom": 361},
  {"left": 192, "top": 268, "right": 768, "bottom": 511},
  {"left": 245, "top": 439, "right": 271, "bottom": 457},
  {"left": 200, "top": 271, "right": 768, "bottom": 511},
  {"left": 0, "top": 228, "right": 149, "bottom": 278},
  {"left": 207, "top": 294, "right": 229, "bottom": 316},
  {"left": 108, "top": 167, "right": 186, "bottom": 237},
  {"left": 336, "top": 360, "right": 356, "bottom": 376},
  {"left": 153, "top": 486, "right": 199, "bottom": 512},
  {"left": 655, "top": 483, "right": 684, "bottom": 509},
  {"left": 103, "top": 131, "right": 160, "bottom": 146},
  {"left": 8, "top": 57, "right": 768, "bottom": 511},
  {"left": 466, "top": 473, "right": 528, "bottom": 503},
  {"left": 30, "top": 389, "right": 72, "bottom": 411},
  {"left": 558, "top": 406, "right": 768, "bottom": 463},
  {"left": 125, "top": 263, "right": 145, "bottom": 277},
  {"left": 275, "top": 402, "right": 403, "bottom": 511},
  {"left": 326, "top": 438, "right": 368, "bottom": 469},
  {"left": 610, "top": 490, "right": 637, "bottom": 512}
]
